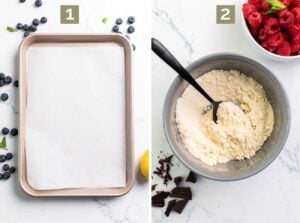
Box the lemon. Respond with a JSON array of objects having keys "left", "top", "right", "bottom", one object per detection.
[{"left": 140, "top": 150, "right": 149, "bottom": 180}]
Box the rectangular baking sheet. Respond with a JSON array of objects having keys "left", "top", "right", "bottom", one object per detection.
[{"left": 19, "top": 34, "right": 134, "bottom": 197}]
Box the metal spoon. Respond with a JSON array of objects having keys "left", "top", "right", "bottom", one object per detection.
[{"left": 152, "top": 38, "right": 221, "bottom": 122}]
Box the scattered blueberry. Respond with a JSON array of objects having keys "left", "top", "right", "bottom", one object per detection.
[
  {"left": 0, "top": 173, "right": 2, "bottom": 180},
  {"left": 127, "top": 16, "right": 135, "bottom": 24},
  {"left": 5, "top": 153, "right": 13, "bottom": 160},
  {"left": 29, "top": 25, "right": 37, "bottom": 32},
  {"left": 35, "top": 0, "right": 42, "bottom": 7},
  {"left": 0, "top": 73, "right": 4, "bottom": 80},
  {"left": 0, "top": 93, "right": 8, "bottom": 101},
  {"left": 10, "top": 128, "right": 18, "bottom": 136},
  {"left": 0, "top": 80, "right": 4, "bottom": 87},
  {"left": 9, "top": 167, "right": 16, "bottom": 173},
  {"left": 116, "top": 18, "right": 123, "bottom": 25},
  {"left": 3, "top": 172, "right": 10, "bottom": 180},
  {"left": 20, "top": 0, "right": 26, "bottom": 2},
  {"left": 127, "top": 26, "right": 135, "bottom": 34},
  {"left": 0, "top": 155, "right": 6, "bottom": 162},
  {"left": 112, "top": 25, "right": 120, "bottom": 33},
  {"left": 32, "top": 19, "right": 40, "bottom": 26},
  {"left": 4, "top": 76, "right": 12, "bottom": 84},
  {"left": 40, "top": 17, "right": 47, "bottom": 24},
  {"left": 132, "top": 44, "right": 136, "bottom": 51},
  {"left": 23, "top": 24, "right": 28, "bottom": 31},
  {"left": 16, "top": 23, "right": 23, "bottom": 30},
  {"left": 13, "top": 80, "right": 19, "bottom": 88},
  {"left": 1, "top": 127, "right": 9, "bottom": 135},
  {"left": 24, "top": 31, "right": 30, "bottom": 37},
  {"left": 2, "top": 164, "right": 9, "bottom": 172}
]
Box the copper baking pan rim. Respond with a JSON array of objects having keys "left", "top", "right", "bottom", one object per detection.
[{"left": 18, "top": 33, "right": 135, "bottom": 197}]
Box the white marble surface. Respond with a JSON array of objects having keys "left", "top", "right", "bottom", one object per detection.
[
  {"left": 0, "top": 0, "right": 150, "bottom": 222},
  {"left": 152, "top": 0, "right": 300, "bottom": 222}
]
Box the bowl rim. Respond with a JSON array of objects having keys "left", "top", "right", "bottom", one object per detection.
[
  {"left": 240, "top": 9, "right": 300, "bottom": 61},
  {"left": 163, "top": 52, "right": 291, "bottom": 181}
]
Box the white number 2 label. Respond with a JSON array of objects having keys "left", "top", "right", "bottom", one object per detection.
[{"left": 216, "top": 5, "right": 235, "bottom": 24}]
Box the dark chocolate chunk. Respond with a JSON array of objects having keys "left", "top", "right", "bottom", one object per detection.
[
  {"left": 186, "top": 171, "right": 197, "bottom": 183},
  {"left": 173, "top": 199, "right": 189, "bottom": 214},
  {"left": 153, "top": 154, "right": 174, "bottom": 185},
  {"left": 152, "top": 191, "right": 169, "bottom": 207},
  {"left": 174, "top": 176, "right": 182, "bottom": 186},
  {"left": 170, "top": 187, "right": 192, "bottom": 200},
  {"left": 151, "top": 184, "right": 157, "bottom": 191},
  {"left": 165, "top": 199, "right": 176, "bottom": 217}
]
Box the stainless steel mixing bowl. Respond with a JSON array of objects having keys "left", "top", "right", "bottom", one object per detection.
[{"left": 163, "top": 53, "right": 290, "bottom": 181}]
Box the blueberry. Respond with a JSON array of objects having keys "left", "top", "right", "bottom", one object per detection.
[
  {"left": 116, "top": 18, "right": 123, "bottom": 25},
  {"left": 132, "top": 44, "right": 136, "bottom": 51},
  {"left": 1, "top": 93, "right": 8, "bottom": 101},
  {"left": 112, "top": 25, "right": 119, "bottom": 33},
  {"left": 23, "top": 24, "right": 28, "bottom": 31},
  {"left": 3, "top": 172, "right": 10, "bottom": 180},
  {"left": 35, "top": 0, "right": 42, "bottom": 7},
  {"left": 4, "top": 76, "right": 12, "bottom": 84},
  {"left": 29, "top": 25, "right": 37, "bottom": 32},
  {"left": 0, "top": 155, "right": 6, "bottom": 162},
  {"left": 40, "top": 17, "right": 47, "bottom": 24},
  {"left": 1, "top": 127, "right": 9, "bottom": 135},
  {"left": 20, "top": 0, "right": 26, "bottom": 2},
  {"left": 16, "top": 23, "right": 23, "bottom": 30},
  {"left": 127, "top": 16, "right": 135, "bottom": 24},
  {"left": 32, "top": 19, "right": 40, "bottom": 26},
  {"left": 10, "top": 128, "right": 18, "bottom": 136},
  {"left": 6, "top": 153, "right": 13, "bottom": 160},
  {"left": 2, "top": 164, "right": 9, "bottom": 172},
  {"left": 0, "top": 80, "right": 4, "bottom": 87},
  {"left": 0, "top": 73, "right": 5, "bottom": 80},
  {"left": 0, "top": 173, "right": 2, "bottom": 180},
  {"left": 13, "top": 80, "right": 19, "bottom": 88},
  {"left": 9, "top": 167, "right": 16, "bottom": 173},
  {"left": 127, "top": 26, "right": 135, "bottom": 34},
  {"left": 24, "top": 31, "right": 30, "bottom": 37}
]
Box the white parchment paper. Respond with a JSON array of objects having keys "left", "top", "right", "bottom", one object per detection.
[{"left": 25, "top": 43, "right": 126, "bottom": 190}]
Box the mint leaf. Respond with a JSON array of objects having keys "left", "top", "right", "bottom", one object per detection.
[
  {"left": 102, "top": 17, "right": 108, "bottom": 24},
  {"left": 0, "top": 137, "right": 7, "bottom": 150},
  {"left": 265, "top": 0, "right": 286, "bottom": 14},
  {"left": 7, "top": 26, "right": 17, "bottom": 32}
]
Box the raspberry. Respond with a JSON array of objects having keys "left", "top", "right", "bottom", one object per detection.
[
  {"left": 277, "top": 41, "right": 291, "bottom": 55},
  {"left": 282, "top": 32, "right": 289, "bottom": 41},
  {"left": 267, "top": 32, "right": 284, "bottom": 47},
  {"left": 264, "top": 17, "right": 281, "bottom": 35},
  {"left": 291, "top": 7, "right": 300, "bottom": 21},
  {"left": 278, "top": 9, "right": 295, "bottom": 28},
  {"left": 261, "top": 0, "right": 270, "bottom": 11},
  {"left": 280, "top": 0, "right": 291, "bottom": 6},
  {"left": 247, "top": 11, "right": 263, "bottom": 28},
  {"left": 292, "top": 32, "right": 300, "bottom": 43},
  {"left": 250, "top": 26, "right": 260, "bottom": 36},
  {"left": 290, "top": 42, "right": 300, "bottom": 53},
  {"left": 261, "top": 41, "right": 276, "bottom": 52},
  {"left": 258, "top": 28, "right": 268, "bottom": 40},
  {"left": 243, "top": 3, "right": 257, "bottom": 18},
  {"left": 291, "top": 0, "right": 300, "bottom": 7},
  {"left": 288, "top": 23, "right": 300, "bottom": 34}
]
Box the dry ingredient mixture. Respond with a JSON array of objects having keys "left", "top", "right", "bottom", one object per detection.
[{"left": 175, "top": 70, "right": 274, "bottom": 166}]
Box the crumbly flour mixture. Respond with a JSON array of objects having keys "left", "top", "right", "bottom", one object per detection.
[{"left": 175, "top": 70, "right": 274, "bottom": 166}]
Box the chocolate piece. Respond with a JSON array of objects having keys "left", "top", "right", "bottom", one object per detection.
[
  {"left": 151, "top": 184, "right": 157, "bottom": 191},
  {"left": 170, "top": 187, "right": 192, "bottom": 200},
  {"left": 174, "top": 176, "right": 182, "bottom": 186},
  {"left": 152, "top": 191, "right": 170, "bottom": 207},
  {"left": 165, "top": 199, "right": 176, "bottom": 217},
  {"left": 153, "top": 154, "right": 174, "bottom": 185},
  {"left": 173, "top": 199, "right": 189, "bottom": 213},
  {"left": 186, "top": 171, "right": 197, "bottom": 183}
]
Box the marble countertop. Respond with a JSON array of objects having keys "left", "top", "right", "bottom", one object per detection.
[
  {"left": 0, "top": 0, "right": 150, "bottom": 222},
  {"left": 152, "top": 0, "right": 300, "bottom": 222}
]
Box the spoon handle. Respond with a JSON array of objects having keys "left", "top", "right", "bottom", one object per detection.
[{"left": 151, "top": 38, "right": 214, "bottom": 104}]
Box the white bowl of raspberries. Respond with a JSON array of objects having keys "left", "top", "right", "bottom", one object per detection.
[{"left": 242, "top": 0, "right": 300, "bottom": 61}]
